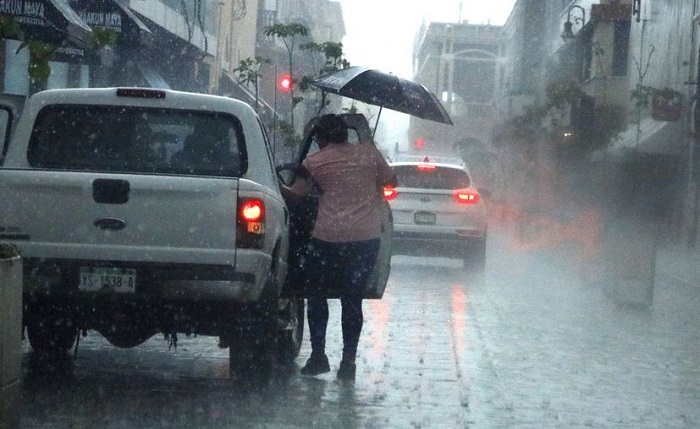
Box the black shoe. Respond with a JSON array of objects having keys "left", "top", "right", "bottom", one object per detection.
[
  {"left": 300, "top": 353, "right": 330, "bottom": 376},
  {"left": 336, "top": 360, "right": 356, "bottom": 381}
]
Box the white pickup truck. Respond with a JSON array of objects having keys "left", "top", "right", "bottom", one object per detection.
[
  {"left": 0, "top": 88, "right": 391, "bottom": 383},
  {"left": 0, "top": 87, "right": 301, "bottom": 383}
]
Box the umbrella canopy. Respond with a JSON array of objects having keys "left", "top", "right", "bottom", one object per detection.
[{"left": 311, "top": 66, "right": 453, "bottom": 126}]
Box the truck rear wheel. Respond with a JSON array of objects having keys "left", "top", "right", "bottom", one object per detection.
[
  {"left": 228, "top": 272, "right": 278, "bottom": 387},
  {"left": 26, "top": 316, "right": 78, "bottom": 355}
]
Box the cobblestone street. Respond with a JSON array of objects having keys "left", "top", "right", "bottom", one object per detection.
[{"left": 18, "top": 224, "right": 700, "bottom": 428}]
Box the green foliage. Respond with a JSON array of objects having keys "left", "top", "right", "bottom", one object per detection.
[
  {"left": 544, "top": 79, "right": 585, "bottom": 109},
  {"left": 21, "top": 41, "right": 55, "bottom": 82},
  {"left": 92, "top": 28, "right": 118, "bottom": 48},
  {"left": 497, "top": 80, "right": 624, "bottom": 157},
  {"left": 0, "top": 15, "right": 22, "bottom": 39},
  {"left": 630, "top": 85, "right": 682, "bottom": 108},
  {"left": 276, "top": 120, "right": 302, "bottom": 148},
  {"left": 263, "top": 23, "right": 311, "bottom": 134},
  {"left": 263, "top": 23, "right": 309, "bottom": 39},
  {"left": 300, "top": 41, "right": 351, "bottom": 77},
  {"left": 3, "top": 16, "right": 118, "bottom": 88},
  {"left": 233, "top": 57, "right": 269, "bottom": 86}
]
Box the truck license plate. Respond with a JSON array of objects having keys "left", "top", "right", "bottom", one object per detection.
[
  {"left": 79, "top": 267, "right": 136, "bottom": 293},
  {"left": 414, "top": 211, "right": 436, "bottom": 225}
]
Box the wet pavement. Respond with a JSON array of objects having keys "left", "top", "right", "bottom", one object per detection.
[{"left": 16, "top": 224, "right": 700, "bottom": 428}]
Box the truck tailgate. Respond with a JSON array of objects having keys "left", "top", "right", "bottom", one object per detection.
[{"left": 0, "top": 170, "right": 239, "bottom": 266}]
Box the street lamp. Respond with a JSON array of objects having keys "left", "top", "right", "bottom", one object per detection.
[{"left": 561, "top": 5, "right": 586, "bottom": 42}]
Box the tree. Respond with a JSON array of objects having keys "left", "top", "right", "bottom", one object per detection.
[
  {"left": 263, "top": 23, "right": 309, "bottom": 134},
  {"left": 298, "top": 41, "right": 351, "bottom": 114},
  {"left": 233, "top": 56, "right": 270, "bottom": 113}
]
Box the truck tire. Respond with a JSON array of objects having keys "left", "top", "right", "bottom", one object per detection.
[
  {"left": 228, "top": 272, "right": 278, "bottom": 387},
  {"left": 26, "top": 316, "right": 78, "bottom": 355}
]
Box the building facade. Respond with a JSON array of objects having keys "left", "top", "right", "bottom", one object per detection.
[{"left": 412, "top": 21, "right": 504, "bottom": 155}]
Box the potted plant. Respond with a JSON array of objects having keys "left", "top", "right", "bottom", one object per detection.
[
  {"left": 651, "top": 87, "right": 683, "bottom": 121},
  {"left": 630, "top": 85, "right": 683, "bottom": 121}
]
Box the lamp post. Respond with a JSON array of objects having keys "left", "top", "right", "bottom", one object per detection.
[{"left": 561, "top": 5, "right": 586, "bottom": 42}]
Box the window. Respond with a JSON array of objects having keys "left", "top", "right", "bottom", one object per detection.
[
  {"left": 27, "top": 105, "right": 246, "bottom": 177},
  {"left": 393, "top": 165, "right": 471, "bottom": 189},
  {"left": 612, "top": 19, "right": 631, "bottom": 77}
]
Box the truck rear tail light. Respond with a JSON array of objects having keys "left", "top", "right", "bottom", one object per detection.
[
  {"left": 383, "top": 186, "right": 398, "bottom": 201},
  {"left": 453, "top": 189, "right": 479, "bottom": 204},
  {"left": 237, "top": 198, "right": 265, "bottom": 248}
]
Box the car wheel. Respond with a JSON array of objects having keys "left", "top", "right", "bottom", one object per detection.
[
  {"left": 276, "top": 297, "right": 304, "bottom": 364},
  {"left": 228, "top": 272, "right": 278, "bottom": 387}
]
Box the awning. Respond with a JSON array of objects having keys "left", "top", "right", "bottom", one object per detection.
[
  {"left": 134, "top": 55, "right": 170, "bottom": 89},
  {"left": 0, "top": 0, "right": 93, "bottom": 47},
  {"left": 68, "top": 0, "right": 153, "bottom": 47},
  {"left": 609, "top": 118, "right": 685, "bottom": 155}
]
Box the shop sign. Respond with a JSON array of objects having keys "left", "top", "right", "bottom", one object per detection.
[
  {"left": 76, "top": 9, "right": 121, "bottom": 33},
  {"left": 0, "top": 0, "right": 47, "bottom": 27}
]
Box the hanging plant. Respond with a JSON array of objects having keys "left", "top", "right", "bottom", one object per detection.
[
  {"left": 650, "top": 87, "right": 683, "bottom": 121},
  {"left": 630, "top": 85, "right": 683, "bottom": 121}
]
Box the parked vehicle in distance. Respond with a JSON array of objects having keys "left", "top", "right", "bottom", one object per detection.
[
  {"left": 0, "top": 87, "right": 302, "bottom": 384},
  {"left": 384, "top": 155, "right": 489, "bottom": 270}
]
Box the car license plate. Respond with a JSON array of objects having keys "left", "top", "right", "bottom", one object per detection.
[
  {"left": 414, "top": 211, "right": 436, "bottom": 225},
  {"left": 79, "top": 267, "right": 136, "bottom": 293}
]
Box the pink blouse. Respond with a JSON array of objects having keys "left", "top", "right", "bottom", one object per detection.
[{"left": 291, "top": 142, "right": 394, "bottom": 242}]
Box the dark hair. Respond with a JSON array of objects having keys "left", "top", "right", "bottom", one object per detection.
[{"left": 314, "top": 114, "right": 348, "bottom": 143}]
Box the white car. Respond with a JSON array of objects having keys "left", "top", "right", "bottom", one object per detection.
[{"left": 384, "top": 155, "right": 489, "bottom": 270}]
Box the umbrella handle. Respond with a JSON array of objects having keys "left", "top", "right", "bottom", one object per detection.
[
  {"left": 373, "top": 106, "right": 383, "bottom": 139},
  {"left": 317, "top": 91, "right": 328, "bottom": 116}
]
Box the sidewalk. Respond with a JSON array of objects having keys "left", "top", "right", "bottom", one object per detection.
[{"left": 489, "top": 201, "right": 700, "bottom": 293}]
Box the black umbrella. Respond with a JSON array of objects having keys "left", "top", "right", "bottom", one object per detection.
[{"left": 311, "top": 66, "right": 453, "bottom": 129}]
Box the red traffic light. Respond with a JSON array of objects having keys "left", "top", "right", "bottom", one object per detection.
[
  {"left": 278, "top": 74, "right": 292, "bottom": 93},
  {"left": 414, "top": 138, "right": 425, "bottom": 149}
]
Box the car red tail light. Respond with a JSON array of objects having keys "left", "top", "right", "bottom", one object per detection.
[
  {"left": 383, "top": 186, "right": 398, "bottom": 201},
  {"left": 453, "top": 189, "right": 479, "bottom": 204},
  {"left": 237, "top": 198, "right": 265, "bottom": 248}
]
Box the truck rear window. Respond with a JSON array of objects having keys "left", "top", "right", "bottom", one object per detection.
[{"left": 27, "top": 105, "right": 247, "bottom": 177}]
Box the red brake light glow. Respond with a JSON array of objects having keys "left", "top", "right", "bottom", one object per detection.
[
  {"left": 454, "top": 189, "right": 479, "bottom": 204},
  {"left": 240, "top": 199, "right": 264, "bottom": 222},
  {"left": 383, "top": 186, "right": 398, "bottom": 201},
  {"left": 416, "top": 156, "right": 435, "bottom": 172},
  {"left": 237, "top": 198, "right": 265, "bottom": 248}
]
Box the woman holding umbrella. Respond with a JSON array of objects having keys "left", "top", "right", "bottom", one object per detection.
[{"left": 282, "top": 113, "right": 397, "bottom": 381}]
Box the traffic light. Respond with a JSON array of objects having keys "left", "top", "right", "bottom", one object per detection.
[
  {"left": 414, "top": 138, "right": 425, "bottom": 150},
  {"left": 278, "top": 74, "right": 292, "bottom": 93}
]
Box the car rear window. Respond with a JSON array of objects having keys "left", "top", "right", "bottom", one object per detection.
[
  {"left": 27, "top": 105, "right": 247, "bottom": 177},
  {"left": 393, "top": 165, "right": 470, "bottom": 189}
]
